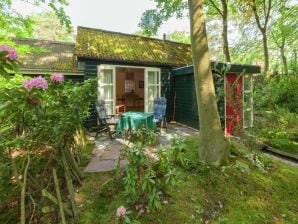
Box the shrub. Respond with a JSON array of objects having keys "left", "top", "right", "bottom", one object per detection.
[
  {"left": 254, "top": 75, "right": 298, "bottom": 113},
  {"left": 123, "top": 128, "right": 177, "bottom": 211},
  {"left": 0, "top": 73, "right": 97, "bottom": 222}
]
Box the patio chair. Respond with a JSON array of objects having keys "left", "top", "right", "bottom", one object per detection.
[
  {"left": 95, "top": 100, "right": 118, "bottom": 139},
  {"left": 153, "top": 97, "right": 168, "bottom": 134}
]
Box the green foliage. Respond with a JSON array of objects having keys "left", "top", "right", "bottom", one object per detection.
[
  {"left": 0, "top": 74, "right": 98, "bottom": 222},
  {"left": 30, "top": 12, "right": 75, "bottom": 42},
  {"left": 169, "top": 135, "right": 187, "bottom": 166},
  {"left": 0, "top": 0, "right": 71, "bottom": 39},
  {"left": 123, "top": 128, "right": 177, "bottom": 211},
  {"left": 254, "top": 108, "right": 298, "bottom": 155},
  {"left": 255, "top": 75, "right": 298, "bottom": 113},
  {"left": 75, "top": 135, "right": 298, "bottom": 223},
  {"left": 126, "top": 127, "right": 157, "bottom": 147},
  {"left": 166, "top": 31, "right": 190, "bottom": 44},
  {"left": 139, "top": 0, "right": 188, "bottom": 36}
]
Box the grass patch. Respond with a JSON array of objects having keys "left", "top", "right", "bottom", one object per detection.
[{"left": 75, "top": 136, "right": 298, "bottom": 224}]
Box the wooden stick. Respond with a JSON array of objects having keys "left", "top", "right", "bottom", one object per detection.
[
  {"left": 20, "top": 154, "right": 30, "bottom": 224},
  {"left": 53, "top": 168, "right": 66, "bottom": 224}
]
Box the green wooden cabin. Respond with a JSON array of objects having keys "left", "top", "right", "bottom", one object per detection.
[{"left": 12, "top": 27, "right": 261, "bottom": 134}]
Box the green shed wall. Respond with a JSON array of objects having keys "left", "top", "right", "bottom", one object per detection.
[{"left": 168, "top": 72, "right": 225, "bottom": 130}]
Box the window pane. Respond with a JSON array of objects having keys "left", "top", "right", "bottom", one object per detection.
[
  {"left": 148, "top": 86, "right": 157, "bottom": 112},
  {"left": 103, "top": 85, "right": 113, "bottom": 99},
  {"left": 105, "top": 101, "right": 114, "bottom": 115},
  {"left": 148, "top": 71, "right": 156, "bottom": 84},
  {"left": 103, "top": 69, "right": 113, "bottom": 84}
]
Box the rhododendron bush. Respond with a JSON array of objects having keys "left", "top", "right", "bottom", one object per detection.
[{"left": 0, "top": 46, "right": 97, "bottom": 223}]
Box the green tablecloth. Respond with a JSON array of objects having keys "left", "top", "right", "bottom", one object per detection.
[{"left": 116, "top": 112, "right": 156, "bottom": 133}]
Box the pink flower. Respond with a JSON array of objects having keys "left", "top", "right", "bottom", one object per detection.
[
  {"left": 23, "top": 76, "right": 48, "bottom": 90},
  {"left": 116, "top": 206, "right": 126, "bottom": 217},
  {"left": 50, "top": 73, "right": 64, "bottom": 83},
  {"left": 0, "top": 44, "right": 18, "bottom": 60}
]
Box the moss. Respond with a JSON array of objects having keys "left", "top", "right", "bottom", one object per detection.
[{"left": 75, "top": 27, "right": 192, "bottom": 66}]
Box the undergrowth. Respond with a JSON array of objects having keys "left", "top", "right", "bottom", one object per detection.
[{"left": 74, "top": 136, "right": 298, "bottom": 224}]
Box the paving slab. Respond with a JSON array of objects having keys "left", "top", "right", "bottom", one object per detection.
[
  {"left": 85, "top": 123, "right": 200, "bottom": 173},
  {"left": 101, "top": 148, "right": 121, "bottom": 160},
  {"left": 84, "top": 157, "right": 118, "bottom": 172},
  {"left": 92, "top": 147, "right": 105, "bottom": 157}
]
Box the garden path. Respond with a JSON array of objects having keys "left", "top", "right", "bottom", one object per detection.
[{"left": 84, "top": 123, "right": 199, "bottom": 173}]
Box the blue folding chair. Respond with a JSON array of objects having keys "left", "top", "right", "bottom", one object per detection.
[{"left": 153, "top": 97, "right": 168, "bottom": 134}]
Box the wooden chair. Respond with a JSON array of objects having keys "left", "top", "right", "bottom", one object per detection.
[
  {"left": 95, "top": 100, "right": 118, "bottom": 139},
  {"left": 115, "top": 104, "right": 126, "bottom": 118}
]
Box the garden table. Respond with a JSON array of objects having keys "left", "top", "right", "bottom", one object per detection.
[{"left": 116, "top": 111, "right": 156, "bottom": 134}]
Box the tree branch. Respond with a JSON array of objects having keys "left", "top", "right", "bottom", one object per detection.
[
  {"left": 251, "top": 0, "right": 263, "bottom": 31},
  {"left": 264, "top": 0, "right": 272, "bottom": 26},
  {"left": 209, "top": 0, "right": 224, "bottom": 17}
]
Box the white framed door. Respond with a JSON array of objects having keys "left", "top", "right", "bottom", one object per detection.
[
  {"left": 97, "top": 65, "right": 116, "bottom": 115},
  {"left": 145, "top": 67, "right": 161, "bottom": 112}
]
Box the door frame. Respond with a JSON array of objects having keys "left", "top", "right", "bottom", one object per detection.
[
  {"left": 144, "top": 67, "right": 161, "bottom": 112},
  {"left": 97, "top": 64, "right": 116, "bottom": 115},
  {"left": 97, "top": 64, "right": 161, "bottom": 114}
]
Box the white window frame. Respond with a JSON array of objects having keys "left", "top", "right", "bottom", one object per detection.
[{"left": 97, "top": 65, "right": 116, "bottom": 115}]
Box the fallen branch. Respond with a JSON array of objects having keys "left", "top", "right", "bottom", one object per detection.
[{"left": 53, "top": 168, "right": 66, "bottom": 224}]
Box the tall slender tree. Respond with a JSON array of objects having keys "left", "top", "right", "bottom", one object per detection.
[
  {"left": 188, "top": 0, "right": 228, "bottom": 166},
  {"left": 139, "top": 0, "right": 233, "bottom": 62},
  {"left": 270, "top": 0, "right": 298, "bottom": 75},
  {"left": 239, "top": 0, "right": 272, "bottom": 74}
]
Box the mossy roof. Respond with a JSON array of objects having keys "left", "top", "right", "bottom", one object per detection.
[
  {"left": 75, "top": 26, "right": 192, "bottom": 67},
  {"left": 13, "top": 38, "right": 79, "bottom": 73}
]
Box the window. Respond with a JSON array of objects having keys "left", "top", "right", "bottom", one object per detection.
[
  {"left": 125, "top": 80, "right": 135, "bottom": 93},
  {"left": 77, "top": 61, "right": 85, "bottom": 71},
  {"left": 125, "top": 72, "right": 135, "bottom": 93}
]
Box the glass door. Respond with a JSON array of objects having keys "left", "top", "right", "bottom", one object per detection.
[
  {"left": 98, "top": 65, "right": 116, "bottom": 115},
  {"left": 145, "top": 68, "right": 161, "bottom": 112}
]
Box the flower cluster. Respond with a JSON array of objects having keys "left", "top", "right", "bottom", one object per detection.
[
  {"left": 23, "top": 76, "right": 48, "bottom": 90},
  {"left": 0, "top": 44, "right": 18, "bottom": 60},
  {"left": 116, "top": 206, "right": 126, "bottom": 217},
  {"left": 50, "top": 73, "right": 64, "bottom": 83}
]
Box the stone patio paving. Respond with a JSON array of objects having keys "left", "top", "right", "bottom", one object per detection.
[{"left": 84, "top": 123, "right": 199, "bottom": 173}]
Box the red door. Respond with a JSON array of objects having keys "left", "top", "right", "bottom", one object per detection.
[{"left": 225, "top": 73, "right": 243, "bottom": 136}]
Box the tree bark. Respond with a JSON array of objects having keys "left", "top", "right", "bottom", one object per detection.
[
  {"left": 251, "top": 0, "right": 272, "bottom": 75},
  {"left": 280, "top": 38, "right": 288, "bottom": 75},
  {"left": 221, "top": 0, "right": 231, "bottom": 62},
  {"left": 188, "top": 0, "right": 228, "bottom": 166},
  {"left": 261, "top": 28, "right": 269, "bottom": 74}
]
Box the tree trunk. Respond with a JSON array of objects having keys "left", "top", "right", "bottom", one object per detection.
[
  {"left": 261, "top": 28, "right": 269, "bottom": 75},
  {"left": 280, "top": 46, "right": 288, "bottom": 75},
  {"left": 188, "top": 0, "right": 228, "bottom": 167},
  {"left": 221, "top": 0, "right": 231, "bottom": 62}
]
